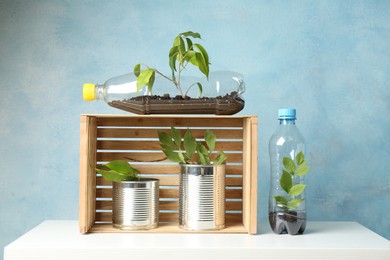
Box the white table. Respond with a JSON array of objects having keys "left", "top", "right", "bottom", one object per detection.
[{"left": 4, "top": 220, "right": 390, "bottom": 259}]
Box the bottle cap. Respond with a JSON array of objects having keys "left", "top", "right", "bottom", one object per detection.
[
  {"left": 83, "top": 83, "right": 96, "bottom": 101},
  {"left": 278, "top": 108, "right": 296, "bottom": 120}
]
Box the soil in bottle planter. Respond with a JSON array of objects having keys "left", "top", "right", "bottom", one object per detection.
[{"left": 269, "top": 211, "right": 306, "bottom": 235}]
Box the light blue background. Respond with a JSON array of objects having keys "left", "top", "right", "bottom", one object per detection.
[{"left": 1, "top": 0, "right": 389, "bottom": 257}]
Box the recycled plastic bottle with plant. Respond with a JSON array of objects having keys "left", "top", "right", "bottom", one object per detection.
[{"left": 269, "top": 108, "right": 311, "bottom": 235}]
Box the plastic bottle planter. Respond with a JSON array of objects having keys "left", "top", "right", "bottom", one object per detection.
[
  {"left": 179, "top": 164, "right": 225, "bottom": 230},
  {"left": 83, "top": 71, "right": 245, "bottom": 115},
  {"left": 112, "top": 178, "right": 159, "bottom": 230},
  {"left": 268, "top": 176, "right": 306, "bottom": 235},
  {"left": 269, "top": 208, "right": 306, "bottom": 235},
  {"left": 268, "top": 109, "right": 308, "bottom": 235}
]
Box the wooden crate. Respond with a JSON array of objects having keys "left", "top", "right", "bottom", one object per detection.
[{"left": 79, "top": 114, "right": 258, "bottom": 234}]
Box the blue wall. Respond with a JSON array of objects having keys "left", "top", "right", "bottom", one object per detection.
[{"left": 1, "top": 0, "right": 389, "bottom": 256}]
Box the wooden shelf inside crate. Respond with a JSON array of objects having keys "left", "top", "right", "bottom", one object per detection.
[
  {"left": 89, "top": 222, "right": 248, "bottom": 233},
  {"left": 79, "top": 115, "right": 258, "bottom": 234}
]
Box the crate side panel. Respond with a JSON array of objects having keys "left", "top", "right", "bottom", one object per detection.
[
  {"left": 242, "top": 116, "right": 258, "bottom": 234},
  {"left": 79, "top": 115, "right": 97, "bottom": 234}
]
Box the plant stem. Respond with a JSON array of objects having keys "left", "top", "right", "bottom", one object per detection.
[
  {"left": 177, "top": 62, "right": 183, "bottom": 97},
  {"left": 142, "top": 63, "right": 177, "bottom": 88},
  {"left": 184, "top": 82, "right": 200, "bottom": 98}
]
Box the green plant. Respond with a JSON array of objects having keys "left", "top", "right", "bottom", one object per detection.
[
  {"left": 134, "top": 31, "right": 210, "bottom": 98},
  {"left": 274, "top": 151, "right": 311, "bottom": 210},
  {"left": 158, "top": 127, "right": 227, "bottom": 165},
  {"left": 96, "top": 160, "right": 140, "bottom": 182}
]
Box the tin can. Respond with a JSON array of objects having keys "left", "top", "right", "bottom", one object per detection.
[
  {"left": 179, "top": 164, "right": 225, "bottom": 230},
  {"left": 112, "top": 178, "right": 159, "bottom": 230}
]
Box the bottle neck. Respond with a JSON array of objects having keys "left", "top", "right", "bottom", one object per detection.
[
  {"left": 279, "top": 119, "right": 296, "bottom": 125},
  {"left": 95, "top": 84, "right": 105, "bottom": 101}
]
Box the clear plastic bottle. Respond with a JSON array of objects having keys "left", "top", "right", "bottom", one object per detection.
[
  {"left": 83, "top": 71, "right": 245, "bottom": 115},
  {"left": 83, "top": 73, "right": 149, "bottom": 103},
  {"left": 268, "top": 108, "right": 306, "bottom": 235}
]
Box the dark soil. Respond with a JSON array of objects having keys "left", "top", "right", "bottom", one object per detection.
[
  {"left": 269, "top": 211, "right": 306, "bottom": 235},
  {"left": 108, "top": 91, "right": 244, "bottom": 115}
]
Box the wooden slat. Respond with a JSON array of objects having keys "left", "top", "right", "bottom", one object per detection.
[
  {"left": 98, "top": 128, "right": 243, "bottom": 139},
  {"left": 95, "top": 116, "right": 244, "bottom": 128},
  {"left": 95, "top": 200, "right": 242, "bottom": 211},
  {"left": 97, "top": 152, "right": 166, "bottom": 162},
  {"left": 96, "top": 164, "right": 243, "bottom": 175},
  {"left": 96, "top": 152, "right": 243, "bottom": 163},
  {"left": 96, "top": 188, "right": 243, "bottom": 199},
  {"left": 97, "top": 140, "right": 243, "bottom": 151},
  {"left": 95, "top": 212, "right": 242, "bottom": 223},
  {"left": 96, "top": 176, "right": 243, "bottom": 186},
  {"left": 89, "top": 221, "right": 247, "bottom": 233}
]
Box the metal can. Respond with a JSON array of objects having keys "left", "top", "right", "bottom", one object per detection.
[
  {"left": 112, "top": 178, "right": 159, "bottom": 230},
  {"left": 179, "top": 164, "right": 225, "bottom": 230}
]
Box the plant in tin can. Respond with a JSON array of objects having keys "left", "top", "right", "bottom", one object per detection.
[
  {"left": 96, "top": 160, "right": 140, "bottom": 182},
  {"left": 158, "top": 127, "right": 227, "bottom": 165}
]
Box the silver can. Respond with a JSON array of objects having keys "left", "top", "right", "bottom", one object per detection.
[
  {"left": 179, "top": 164, "right": 225, "bottom": 230},
  {"left": 112, "top": 178, "right": 159, "bottom": 230}
]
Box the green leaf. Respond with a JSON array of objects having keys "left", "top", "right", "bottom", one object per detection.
[
  {"left": 296, "top": 164, "right": 310, "bottom": 176},
  {"left": 194, "top": 43, "right": 210, "bottom": 78},
  {"left": 196, "top": 83, "right": 203, "bottom": 97},
  {"left": 178, "top": 152, "right": 186, "bottom": 164},
  {"left": 104, "top": 160, "right": 132, "bottom": 174},
  {"left": 185, "top": 50, "right": 198, "bottom": 65},
  {"left": 296, "top": 151, "right": 305, "bottom": 165},
  {"left": 158, "top": 131, "right": 176, "bottom": 148},
  {"left": 184, "top": 130, "right": 197, "bottom": 160},
  {"left": 288, "top": 184, "right": 306, "bottom": 197},
  {"left": 163, "top": 150, "right": 185, "bottom": 163},
  {"left": 197, "top": 151, "right": 206, "bottom": 165},
  {"left": 147, "top": 70, "right": 155, "bottom": 93},
  {"left": 178, "top": 36, "right": 186, "bottom": 55},
  {"left": 180, "top": 31, "right": 201, "bottom": 39},
  {"left": 193, "top": 43, "right": 209, "bottom": 68},
  {"left": 96, "top": 160, "right": 140, "bottom": 182},
  {"left": 205, "top": 129, "right": 216, "bottom": 152},
  {"left": 136, "top": 68, "right": 154, "bottom": 93},
  {"left": 283, "top": 157, "right": 296, "bottom": 174},
  {"left": 274, "top": 196, "right": 288, "bottom": 208},
  {"left": 171, "top": 127, "right": 182, "bottom": 147},
  {"left": 185, "top": 38, "right": 193, "bottom": 50},
  {"left": 97, "top": 169, "right": 128, "bottom": 182},
  {"left": 134, "top": 64, "right": 141, "bottom": 77},
  {"left": 287, "top": 198, "right": 304, "bottom": 210},
  {"left": 169, "top": 46, "right": 179, "bottom": 72},
  {"left": 173, "top": 35, "right": 181, "bottom": 46},
  {"left": 280, "top": 170, "right": 292, "bottom": 193},
  {"left": 214, "top": 151, "right": 227, "bottom": 165},
  {"left": 195, "top": 52, "right": 208, "bottom": 78},
  {"left": 160, "top": 144, "right": 176, "bottom": 151},
  {"left": 197, "top": 143, "right": 210, "bottom": 165}
]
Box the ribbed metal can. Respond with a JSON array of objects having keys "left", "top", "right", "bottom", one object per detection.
[
  {"left": 179, "top": 164, "right": 225, "bottom": 230},
  {"left": 112, "top": 178, "right": 159, "bottom": 230}
]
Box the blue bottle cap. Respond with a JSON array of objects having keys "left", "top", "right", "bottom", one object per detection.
[{"left": 278, "top": 108, "right": 296, "bottom": 120}]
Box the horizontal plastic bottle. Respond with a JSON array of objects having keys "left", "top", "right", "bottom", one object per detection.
[
  {"left": 268, "top": 108, "right": 306, "bottom": 235},
  {"left": 83, "top": 73, "right": 148, "bottom": 103},
  {"left": 83, "top": 71, "right": 245, "bottom": 115}
]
